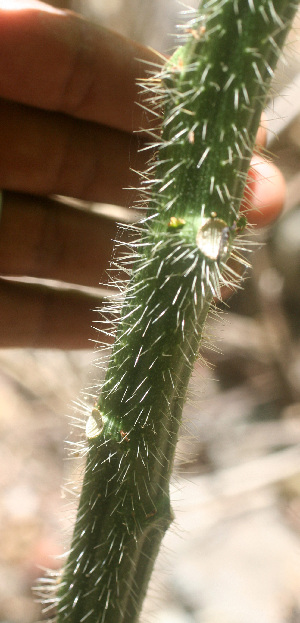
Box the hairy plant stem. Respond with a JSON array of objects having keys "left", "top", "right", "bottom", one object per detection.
[{"left": 54, "top": 1, "right": 299, "bottom": 622}]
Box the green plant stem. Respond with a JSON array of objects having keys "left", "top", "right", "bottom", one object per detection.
[{"left": 54, "top": 2, "right": 299, "bottom": 622}]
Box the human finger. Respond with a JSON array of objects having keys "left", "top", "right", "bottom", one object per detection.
[
  {"left": 240, "top": 112, "right": 284, "bottom": 227},
  {"left": 0, "top": 277, "right": 110, "bottom": 349},
  {"left": 242, "top": 155, "right": 285, "bottom": 227},
  {"left": 0, "top": 0, "right": 161, "bottom": 134},
  {"left": 0, "top": 99, "right": 147, "bottom": 205},
  {"left": 0, "top": 192, "right": 128, "bottom": 287}
]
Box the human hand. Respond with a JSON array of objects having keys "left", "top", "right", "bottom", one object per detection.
[{"left": 0, "top": 0, "right": 285, "bottom": 348}]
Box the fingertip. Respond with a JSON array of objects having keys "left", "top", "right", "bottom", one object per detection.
[{"left": 242, "top": 156, "right": 285, "bottom": 228}]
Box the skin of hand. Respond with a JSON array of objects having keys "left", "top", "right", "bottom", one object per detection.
[{"left": 0, "top": 0, "right": 286, "bottom": 348}]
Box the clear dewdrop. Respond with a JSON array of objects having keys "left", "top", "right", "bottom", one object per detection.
[
  {"left": 196, "top": 216, "right": 229, "bottom": 260},
  {"left": 86, "top": 407, "right": 104, "bottom": 439}
]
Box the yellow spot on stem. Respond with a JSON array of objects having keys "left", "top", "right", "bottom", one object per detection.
[{"left": 168, "top": 216, "right": 186, "bottom": 229}]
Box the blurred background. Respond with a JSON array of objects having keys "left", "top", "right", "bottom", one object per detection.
[{"left": 1, "top": 1, "right": 300, "bottom": 622}]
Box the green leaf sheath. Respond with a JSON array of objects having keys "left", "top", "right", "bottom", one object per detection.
[{"left": 54, "top": 2, "right": 298, "bottom": 622}]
